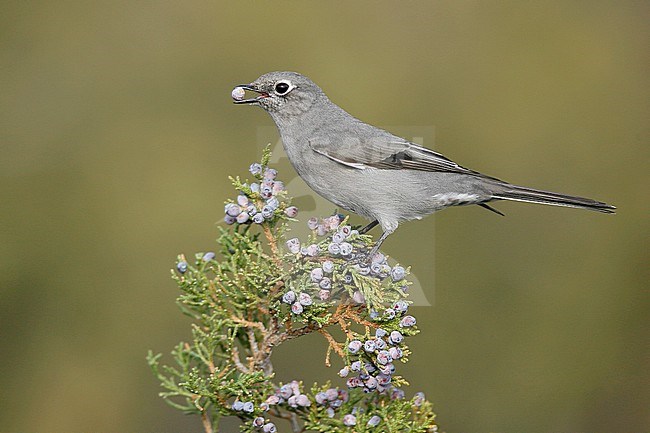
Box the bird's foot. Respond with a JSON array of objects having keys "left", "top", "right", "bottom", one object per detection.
[
  {"left": 348, "top": 244, "right": 383, "bottom": 266},
  {"left": 347, "top": 251, "right": 370, "bottom": 266}
]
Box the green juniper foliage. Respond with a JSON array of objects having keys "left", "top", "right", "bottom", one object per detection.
[{"left": 148, "top": 146, "right": 438, "bottom": 433}]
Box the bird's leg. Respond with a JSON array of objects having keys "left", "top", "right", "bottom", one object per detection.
[
  {"left": 350, "top": 229, "right": 394, "bottom": 265},
  {"left": 367, "top": 230, "right": 392, "bottom": 261},
  {"left": 358, "top": 220, "right": 379, "bottom": 234}
]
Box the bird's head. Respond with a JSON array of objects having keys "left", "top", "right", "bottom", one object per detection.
[{"left": 232, "top": 71, "right": 325, "bottom": 118}]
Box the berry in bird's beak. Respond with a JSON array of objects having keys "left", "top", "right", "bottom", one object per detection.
[
  {"left": 231, "top": 84, "right": 269, "bottom": 104},
  {"left": 231, "top": 87, "right": 245, "bottom": 101}
]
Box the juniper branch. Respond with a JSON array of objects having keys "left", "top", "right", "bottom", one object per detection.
[{"left": 148, "top": 149, "right": 438, "bottom": 433}]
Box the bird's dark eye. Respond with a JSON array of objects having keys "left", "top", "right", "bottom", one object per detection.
[{"left": 275, "top": 81, "right": 291, "bottom": 95}]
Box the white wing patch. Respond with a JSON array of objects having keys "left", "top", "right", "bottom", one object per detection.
[{"left": 310, "top": 146, "right": 369, "bottom": 169}]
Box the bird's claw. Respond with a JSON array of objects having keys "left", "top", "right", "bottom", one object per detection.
[{"left": 348, "top": 251, "right": 371, "bottom": 266}]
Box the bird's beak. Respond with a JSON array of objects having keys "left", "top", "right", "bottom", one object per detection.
[{"left": 232, "top": 84, "right": 270, "bottom": 104}]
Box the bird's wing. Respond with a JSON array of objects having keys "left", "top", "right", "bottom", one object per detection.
[{"left": 309, "top": 134, "right": 499, "bottom": 179}]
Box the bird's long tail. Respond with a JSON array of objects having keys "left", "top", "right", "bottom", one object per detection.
[{"left": 492, "top": 184, "right": 616, "bottom": 214}]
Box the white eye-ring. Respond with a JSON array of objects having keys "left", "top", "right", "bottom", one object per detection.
[{"left": 274, "top": 80, "right": 295, "bottom": 96}]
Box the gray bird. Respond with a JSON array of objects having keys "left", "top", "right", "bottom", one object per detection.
[{"left": 232, "top": 71, "right": 615, "bottom": 257}]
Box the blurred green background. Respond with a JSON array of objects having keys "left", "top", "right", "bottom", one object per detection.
[{"left": 1, "top": 1, "right": 648, "bottom": 432}]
